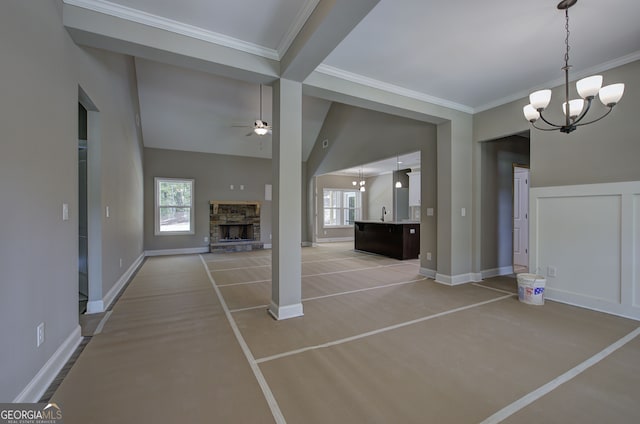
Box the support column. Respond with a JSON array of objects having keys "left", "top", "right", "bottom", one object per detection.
[
  {"left": 269, "top": 79, "right": 303, "bottom": 320},
  {"left": 435, "top": 116, "right": 475, "bottom": 285}
]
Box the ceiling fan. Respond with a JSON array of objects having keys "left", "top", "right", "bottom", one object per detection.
[{"left": 233, "top": 84, "right": 272, "bottom": 136}]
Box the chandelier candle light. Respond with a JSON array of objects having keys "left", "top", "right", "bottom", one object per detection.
[{"left": 523, "top": 0, "right": 624, "bottom": 134}]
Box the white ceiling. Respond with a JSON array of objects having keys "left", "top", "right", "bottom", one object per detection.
[
  {"left": 64, "top": 0, "right": 640, "bottom": 161},
  {"left": 329, "top": 151, "right": 421, "bottom": 179},
  {"left": 323, "top": 0, "right": 640, "bottom": 111}
]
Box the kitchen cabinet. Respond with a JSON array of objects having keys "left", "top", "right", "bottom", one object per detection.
[{"left": 354, "top": 221, "right": 420, "bottom": 260}]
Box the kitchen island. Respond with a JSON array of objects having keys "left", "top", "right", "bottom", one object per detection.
[{"left": 354, "top": 221, "right": 420, "bottom": 260}]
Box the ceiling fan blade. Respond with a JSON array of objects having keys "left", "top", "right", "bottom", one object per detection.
[
  {"left": 232, "top": 124, "right": 251, "bottom": 128},
  {"left": 246, "top": 132, "right": 254, "bottom": 136}
]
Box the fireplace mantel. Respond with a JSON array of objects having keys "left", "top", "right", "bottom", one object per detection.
[{"left": 210, "top": 201, "right": 260, "bottom": 216}]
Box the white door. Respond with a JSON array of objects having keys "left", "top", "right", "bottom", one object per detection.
[{"left": 513, "top": 167, "right": 529, "bottom": 268}]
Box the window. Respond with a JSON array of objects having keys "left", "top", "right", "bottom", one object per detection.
[
  {"left": 154, "top": 177, "right": 195, "bottom": 235},
  {"left": 323, "top": 189, "right": 361, "bottom": 227}
]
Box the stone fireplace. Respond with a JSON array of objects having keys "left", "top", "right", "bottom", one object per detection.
[{"left": 210, "top": 201, "right": 263, "bottom": 252}]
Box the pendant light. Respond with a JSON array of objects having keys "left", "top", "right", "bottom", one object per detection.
[{"left": 395, "top": 155, "right": 402, "bottom": 188}]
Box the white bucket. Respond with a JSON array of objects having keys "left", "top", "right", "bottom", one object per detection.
[{"left": 517, "top": 273, "right": 546, "bottom": 305}]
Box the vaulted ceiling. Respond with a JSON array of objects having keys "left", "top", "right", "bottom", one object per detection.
[{"left": 63, "top": 0, "right": 640, "bottom": 161}]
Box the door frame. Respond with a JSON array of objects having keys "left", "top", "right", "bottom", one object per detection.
[
  {"left": 79, "top": 87, "right": 104, "bottom": 314},
  {"left": 512, "top": 163, "right": 530, "bottom": 271}
]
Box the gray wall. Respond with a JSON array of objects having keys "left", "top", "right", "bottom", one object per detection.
[
  {"left": 144, "top": 148, "right": 273, "bottom": 250},
  {"left": 0, "top": 2, "right": 144, "bottom": 402},
  {"left": 475, "top": 60, "right": 640, "bottom": 188},
  {"left": 480, "top": 136, "right": 530, "bottom": 271},
  {"left": 530, "top": 61, "right": 640, "bottom": 187},
  {"left": 367, "top": 174, "right": 393, "bottom": 221},
  {"left": 306, "top": 103, "right": 437, "bottom": 177}
]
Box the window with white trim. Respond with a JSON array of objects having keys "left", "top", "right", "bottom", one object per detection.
[
  {"left": 323, "top": 189, "right": 361, "bottom": 227},
  {"left": 154, "top": 177, "right": 195, "bottom": 235}
]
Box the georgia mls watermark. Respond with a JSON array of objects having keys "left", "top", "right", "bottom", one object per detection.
[{"left": 0, "top": 403, "right": 63, "bottom": 424}]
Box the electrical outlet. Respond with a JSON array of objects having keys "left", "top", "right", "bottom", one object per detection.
[
  {"left": 62, "top": 203, "right": 69, "bottom": 221},
  {"left": 427, "top": 252, "right": 432, "bottom": 260},
  {"left": 204, "top": 236, "right": 209, "bottom": 243},
  {"left": 37, "top": 322, "right": 45, "bottom": 347},
  {"left": 119, "top": 258, "right": 123, "bottom": 268},
  {"left": 547, "top": 266, "right": 557, "bottom": 277},
  {"left": 106, "top": 206, "right": 110, "bottom": 218}
]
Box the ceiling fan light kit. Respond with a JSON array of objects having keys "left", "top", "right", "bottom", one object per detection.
[
  {"left": 233, "top": 84, "right": 272, "bottom": 136},
  {"left": 254, "top": 120, "right": 269, "bottom": 136},
  {"left": 523, "top": 0, "right": 624, "bottom": 134}
]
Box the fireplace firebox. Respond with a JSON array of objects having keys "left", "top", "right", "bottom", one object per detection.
[{"left": 219, "top": 224, "right": 254, "bottom": 241}]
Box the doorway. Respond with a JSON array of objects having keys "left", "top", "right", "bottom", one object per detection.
[
  {"left": 79, "top": 103, "right": 88, "bottom": 314},
  {"left": 513, "top": 165, "right": 529, "bottom": 273}
]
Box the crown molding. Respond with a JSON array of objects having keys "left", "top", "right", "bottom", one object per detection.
[
  {"left": 315, "top": 64, "right": 475, "bottom": 114},
  {"left": 63, "top": 0, "right": 279, "bottom": 60},
  {"left": 277, "top": 0, "right": 321, "bottom": 58},
  {"left": 474, "top": 50, "right": 640, "bottom": 114}
]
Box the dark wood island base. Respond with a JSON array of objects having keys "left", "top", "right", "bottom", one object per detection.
[{"left": 354, "top": 221, "right": 420, "bottom": 260}]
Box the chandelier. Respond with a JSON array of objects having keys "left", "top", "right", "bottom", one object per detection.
[{"left": 523, "top": 0, "right": 624, "bottom": 134}]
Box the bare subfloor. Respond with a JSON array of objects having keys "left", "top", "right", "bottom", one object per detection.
[{"left": 51, "top": 244, "right": 640, "bottom": 423}]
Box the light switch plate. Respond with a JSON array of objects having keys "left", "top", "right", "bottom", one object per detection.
[
  {"left": 37, "top": 322, "right": 45, "bottom": 347},
  {"left": 62, "top": 203, "right": 69, "bottom": 221},
  {"left": 427, "top": 208, "right": 434, "bottom": 216}
]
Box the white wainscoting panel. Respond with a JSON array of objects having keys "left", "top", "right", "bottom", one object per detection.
[{"left": 530, "top": 181, "right": 640, "bottom": 320}]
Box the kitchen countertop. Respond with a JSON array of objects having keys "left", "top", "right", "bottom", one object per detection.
[{"left": 354, "top": 220, "right": 420, "bottom": 225}]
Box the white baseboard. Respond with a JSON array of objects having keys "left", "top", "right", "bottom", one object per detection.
[
  {"left": 435, "top": 273, "right": 479, "bottom": 286},
  {"left": 315, "top": 237, "right": 354, "bottom": 243},
  {"left": 145, "top": 247, "right": 209, "bottom": 256},
  {"left": 545, "top": 288, "right": 640, "bottom": 321},
  {"left": 482, "top": 266, "right": 514, "bottom": 279},
  {"left": 268, "top": 302, "right": 304, "bottom": 320},
  {"left": 87, "top": 252, "right": 144, "bottom": 314},
  {"left": 13, "top": 325, "right": 82, "bottom": 403},
  {"left": 419, "top": 267, "right": 436, "bottom": 279},
  {"left": 86, "top": 299, "right": 104, "bottom": 314}
]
